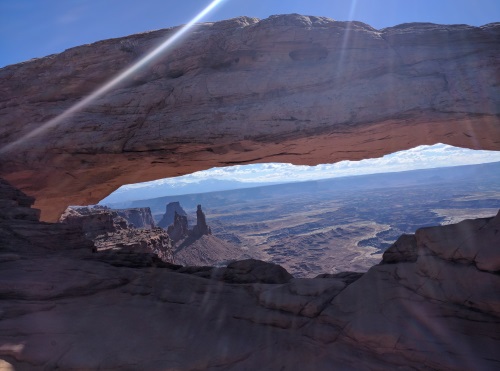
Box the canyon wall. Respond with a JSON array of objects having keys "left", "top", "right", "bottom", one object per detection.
[{"left": 0, "top": 15, "right": 498, "bottom": 220}]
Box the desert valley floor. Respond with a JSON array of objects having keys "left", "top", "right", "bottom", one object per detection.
[{"left": 110, "top": 162, "right": 500, "bottom": 277}]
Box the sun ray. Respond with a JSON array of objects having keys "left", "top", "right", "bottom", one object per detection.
[
  {"left": 334, "top": 0, "right": 358, "bottom": 79},
  {"left": 0, "top": 0, "right": 227, "bottom": 154}
]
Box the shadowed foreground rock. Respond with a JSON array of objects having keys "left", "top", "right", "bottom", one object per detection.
[
  {"left": 0, "top": 15, "right": 498, "bottom": 221},
  {"left": 0, "top": 179, "right": 93, "bottom": 252},
  {"left": 1, "top": 181, "right": 499, "bottom": 369}
]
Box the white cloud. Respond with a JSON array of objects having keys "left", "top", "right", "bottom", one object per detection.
[{"left": 119, "top": 144, "right": 500, "bottom": 190}]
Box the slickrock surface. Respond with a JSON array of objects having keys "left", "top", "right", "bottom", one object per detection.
[
  {"left": 1, "top": 181, "right": 499, "bottom": 370},
  {"left": 0, "top": 15, "right": 498, "bottom": 220}
]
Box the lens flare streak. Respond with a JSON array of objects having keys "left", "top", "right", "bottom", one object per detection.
[{"left": 0, "top": 0, "right": 226, "bottom": 154}]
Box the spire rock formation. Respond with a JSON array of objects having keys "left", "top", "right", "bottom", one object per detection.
[{"left": 191, "top": 204, "right": 212, "bottom": 237}]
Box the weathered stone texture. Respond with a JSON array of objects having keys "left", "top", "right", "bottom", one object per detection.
[
  {"left": 0, "top": 15, "right": 498, "bottom": 220},
  {"left": 158, "top": 201, "right": 187, "bottom": 228},
  {"left": 60, "top": 205, "right": 174, "bottom": 262}
]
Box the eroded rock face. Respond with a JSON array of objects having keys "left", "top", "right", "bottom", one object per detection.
[
  {"left": 114, "top": 207, "right": 156, "bottom": 229},
  {"left": 1, "top": 214, "right": 499, "bottom": 369},
  {"left": 167, "top": 211, "right": 189, "bottom": 242},
  {"left": 59, "top": 205, "right": 174, "bottom": 262},
  {"left": 0, "top": 178, "right": 94, "bottom": 251},
  {"left": 166, "top": 204, "right": 211, "bottom": 243},
  {"left": 191, "top": 204, "right": 211, "bottom": 237},
  {"left": 166, "top": 204, "right": 240, "bottom": 266},
  {"left": 317, "top": 211, "right": 500, "bottom": 369},
  {"left": 0, "top": 15, "right": 498, "bottom": 221},
  {"left": 158, "top": 201, "right": 187, "bottom": 228},
  {"left": 59, "top": 206, "right": 127, "bottom": 239}
]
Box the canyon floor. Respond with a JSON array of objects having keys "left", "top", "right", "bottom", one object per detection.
[{"left": 119, "top": 162, "right": 500, "bottom": 277}]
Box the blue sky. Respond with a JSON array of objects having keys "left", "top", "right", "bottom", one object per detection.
[{"left": 1, "top": 0, "right": 499, "bottom": 67}]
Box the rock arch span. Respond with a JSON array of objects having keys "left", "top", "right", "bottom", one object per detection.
[{"left": 0, "top": 15, "right": 498, "bottom": 221}]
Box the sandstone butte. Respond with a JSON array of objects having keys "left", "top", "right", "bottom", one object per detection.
[{"left": 0, "top": 14, "right": 498, "bottom": 221}]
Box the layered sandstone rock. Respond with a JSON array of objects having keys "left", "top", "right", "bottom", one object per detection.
[
  {"left": 0, "top": 15, "right": 498, "bottom": 221},
  {"left": 59, "top": 205, "right": 127, "bottom": 239},
  {"left": 115, "top": 207, "right": 156, "bottom": 229},
  {"left": 165, "top": 204, "right": 211, "bottom": 242},
  {"left": 59, "top": 205, "right": 174, "bottom": 262},
  {"left": 316, "top": 211, "right": 500, "bottom": 369},
  {"left": 93, "top": 227, "right": 174, "bottom": 263},
  {"left": 1, "top": 216, "right": 499, "bottom": 369},
  {"left": 157, "top": 201, "right": 187, "bottom": 228},
  {"left": 167, "top": 211, "right": 189, "bottom": 242}
]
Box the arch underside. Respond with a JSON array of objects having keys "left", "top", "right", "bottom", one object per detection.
[{"left": 0, "top": 16, "right": 498, "bottom": 221}]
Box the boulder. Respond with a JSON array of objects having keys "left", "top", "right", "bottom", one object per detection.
[
  {"left": 415, "top": 211, "right": 500, "bottom": 271},
  {"left": 223, "top": 259, "right": 293, "bottom": 284}
]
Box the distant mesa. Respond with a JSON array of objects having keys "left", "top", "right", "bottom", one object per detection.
[{"left": 158, "top": 201, "right": 187, "bottom": 228}]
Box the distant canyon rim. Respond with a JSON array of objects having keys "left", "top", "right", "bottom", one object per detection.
[{"left": 0, "top": 14, "right": 499, "bottom": 221}]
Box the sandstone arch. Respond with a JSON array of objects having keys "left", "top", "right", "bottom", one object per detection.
[{"left": 0, "top": 15, "right": 498, "bottom": 221}]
